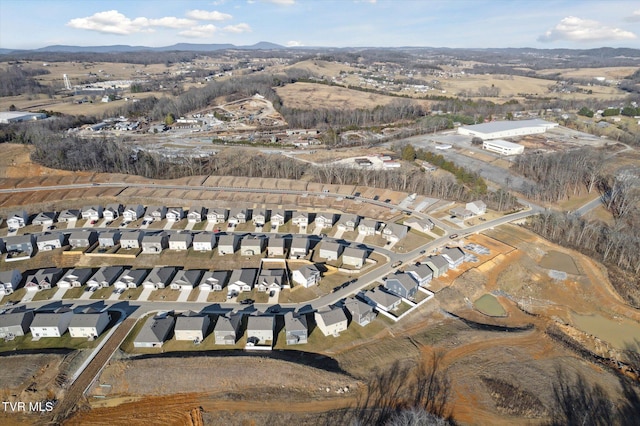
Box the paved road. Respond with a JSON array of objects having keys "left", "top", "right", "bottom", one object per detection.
[{"left": 575, "top": 196, "right": 604, "bottom": 217}]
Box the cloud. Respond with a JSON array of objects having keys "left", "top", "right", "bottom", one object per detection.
[
  {"left": 223, "top": 23, "right": 252, "bottom": 33},
  {"left": 179, "top": 24, "right": 217, "bottom": 38},
  {"left": 67, "top": 10, "right": 194, "bottom": 35},
  {"left": 625, "top": 9, "right": 640, "bottom": 22},
  {"left": 185, "top": 9, "right": 232, "bottom": 21},
  {"left": 257, "top": 0, "right": 296, "bottom": 5},
  {"left": 286, "top": 40, "right": 304, "bottom": 47},
  {"left": 538, "top": 16, "right": 636, "bottom": 43}
]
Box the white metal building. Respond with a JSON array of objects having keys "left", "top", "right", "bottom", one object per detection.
[
  {"left": 0, "top": 111, "right": 47, "bottom": 124},
  {"left": 482, "top": 139, "right": 525, "bottom": 156},
  {"left": 457, "top": 119, "right": 558, "bottom": 140}
]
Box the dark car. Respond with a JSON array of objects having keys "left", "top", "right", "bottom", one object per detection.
[{"left": 240, "top": 298, "right": 254, "bottom": 305}]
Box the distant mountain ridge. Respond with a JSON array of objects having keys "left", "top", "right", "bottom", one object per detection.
[{"left": 0, "top": 41, "right": 285, "bottom": 54}]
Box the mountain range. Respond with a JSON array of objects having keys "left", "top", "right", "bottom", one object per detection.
[{"left": 0, "top": 41, "right": 284, "bottom": 54}]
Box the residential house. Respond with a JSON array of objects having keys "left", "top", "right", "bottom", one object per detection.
[
  {"left": 256, "top": 269, "right": 286, "bottom": 292},
  {"left": 404, "top": 217, "right": 434, "bottom": 233},
  {"left": 267, "top": 237, "right": 285, "bottom": 257},
  {"left": 228, "top": 208, "right": 248, "bottom": 225},
  {"left": 337, "top": 214, "right": 359, "bottom": 232},
  {"left": 0, "top": 269, "right": 22, "bottom": 295},
  {"left": 358, "top": 219, "right": 378, "bottom": 236},
  {"left": 363, "top": 288, "right": 402, "bottom": 312},
  {"left": 314, "top": 213, "right": 335, "bottom": 229},
  {"left": 98, "top": 231, "right": 120, "bottom": 248},
  {"left": 252, "top": 209, "right": 268, "bottom": 226},
  {"left": 344, "top": 297, "right": 376, "bottom": 326},
  {"left": 142, "top": 266, "right": 176, "bottom": 289},
  {"left": 6, "top": 210, "right": 28, "bottom": 228},
  {"left": 30, "top": 308, "right": 74, "bottom": 338},
  {"left": 68, "top": 310, "right": 110, "bottom": 338},
  {"left": 214, "top": 313, "right": 242, "bottom": 345},
  {"left": 241, "top": 236, "right": 264, "bottom": 256},
  {"left": 270, "top": 209, "right": 286, "bottom": 227},
  {"left": 36, "top": 233, "right": 64, "bottom": 251},
  {"left": 284, "top": 312, "right": 308, "bottom": 345},
  {"left": 449, "top": 206, "right": 474, "bottom": 220},
  {"left": 24, "top": 268, "right": 63, "bottom": 291},
  {"left": 382, "top": 223, "right": 408, "bottom": 242},
  {"left": 103, "top": 204, "right": 122, "bottom": 221},
  {"left": 0, "top": 308, "right": 34, "bottom": 338},
  {"left": 81, "top": 205, "right": 103, "bottom": 221},
  {"left": 133, "top": 314, "right": 175, "bottom": 348},
  {"left": 246, "top": 315, "right": 274, "bottom": 345},
  {"left": 68, "top": 231, "right": 97, "bottom": 248},
  {"left": 207, "top": 208, "right": 227, "bottom": 224},
  {"left": 405, "top": 263, "right": 433, "bottom": 287},
  {"left": 466, "top": 200, "right": 487, "bottom": 215},
  {"left": 144, "top": 205, "right": 167, "bottom": 222},
  {"left": 315, "top": 307, "right": 348, "bottom": 337},
  {"left": 424, "top": 255, "right": 449, "bottom": 278},
  {"left": 384, "top": 272, "right": 419, "bottom": 299},
  {"left": 291, "top": 264, "right": 321, "bottom": 288},
  {"left": 87, "top": 266, "right": 123, "bottom": 288},
  {"left": 193, "top": 232, "right": 215, "bottom": 251},
  {"left": 227, "top": 269, "right": 257, "bottom": 294},
  {"left": 141, "top": 233, "right": 167, "bottom": 253},
  {"left": 441, "top": 247, "right": 465, "bottom": 269},
  {"left": 169, "top": 233, "right": 192, "bottom": 251},
  {"left": 187, "top": 206, "right": 205, "bottom": 223},
  {"left": 4, "top": 235, "right": 34, "bottom": 256},
  {"left": 166, "top": 207, "right": 184, "bottom": 222},
  {"left": 57, "top": 268, "right": 93, "bottom": 289},
  {"left": 199, "top": 270, "right": 228, "bottom": 292},
  {"left": 32, "top": 211, "right": 56, "bottom": 227},
  {"left": 292, "top": 211, "right": 309, "bottom": 227},
  {"left": 318, "top": 241, "right": 342, "bottom": 261},
  {"left": 169, "top": 270, "right": 203, "bottom": 291},
  {"left": 174, "top": 311, "right": 210, "bottom": 341},
  {"left": 342, "top": 247, "right": 367, "bottom": 269},
  {"left": 289, "top": 237, "right": 309, "bottom": 259},
  {"left": 217, "top": 234, "right": 238, "bottom": 255},
  {"left": 123, "top": 204, "right": 145, "bottom": 222},
  {"left": 114, "top": 269, "right": 148, "bottom": 290},
  {"left": 58, "top": 209, "right": 80, "bottom": 223},
  {"left": 120, "top": 231, "right": 143, "bottom": 249}
]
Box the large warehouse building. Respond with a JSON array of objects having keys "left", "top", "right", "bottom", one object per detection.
[
  {"left": 457, "top": 119, "right": 558, "bottom": 140},
  {"left": 482, "top": 139, "right": 525, "bottom": 156},
  {"left": 0, "top": 111, "right": 47, "bottom": 124}
]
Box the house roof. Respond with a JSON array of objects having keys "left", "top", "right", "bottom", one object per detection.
[
  {"left": 82, "top": 205, "right": 102, "bottom": 213},
  {"left": 450, "top": 207, "right": 473, "bottom": 217},
  {"left": 117, "top": 268, "right": 148, "bottom": 284},
  {"left": 135, "top": 315, "right": 175, "bottom": 343},
  {"left": 37, "top": 233, "right": 63, "bottom": 242},
  {"left": 0, "top": 269, "right": 21, "bottom": 284},
  {"left": 27, "top": 268, "right": 64, "bottom": 285},
  {"left": 229, "top": 208, "right": 247, "bottom": 217},
  {"left": 175, "top": 315, "right": 209, "bottom": 331},
  {"left": 247, "top": 315, "right": 274, "bottom": 332},
  {"left": 142, "top": 234, "right": 165, "bottom": 244},
  {"left": 69, "top": 312, "right": 108, "bottom": 328},
  {"left": 384, "top": 222, "right": 408, "bottom": 237},
  {"left": 201, "top": 270, "right": 229, "bottom": 286},
  {"left": 69, "top": 230, "right": 96, "bottom": 241},
  {"left": 271, "top": 209, "right": 285, "bottom": 217},
  {"left": 91, "top": 266, "right": 123, "bottom": 283},
  {"left": 146, "top": 266, "right": 177, "bottom": 283},
  {"left": 268, "top": 237, "right": 285, "bottom": 248},
  {"left": 229, "top": 268, "right": 257, "bottom": 286},
  {"left": 33, "top": 211, "right": 56, "bottom": 222},
  {"left": 5, "top": 235, "right": 34, "bottom": 246},
  {"left": 316, "top": 307, "right": 347, "bottom": 326},
  {"left": 315, "top": 212, "right": 333, "bottom": 221},
  {"left": 193, "top": 232, "right": 214, "bottom": 243},
  {"left": 365, "top": 288, "right": 401, "bottom": 307},
  {"left": 188, "top": 206, "right": 204, "bottom": 215},
  {"left": 99, "top": 231, "right": 120, "bottom": 240},
  {"left": 218, "top": 234, "right": 237, "bottom": 246},
  {"left": 120, "top": 231, "right": 142, "bottom": 241},
  {"left": 345, "top": 297, "right": 373, "bottom": 317},
  {"left": 105, "top": 203, "right": 122, "bottom": 212},
  {"left": 0, "top": 310, "right": 33, "bottom": 328},
  {"left": 426, "top": 255, "right": 449, "bottom": 270},
  {"left": 343, "top": 247, "right": 366, "bottom": 259},
  {"left": 171, "top": 270, "right": 202, "bottom": 286},
  {"left": 59, "top": 209, "right": 80, "bottom": 219},
  {"left": 208, "top": 208, "right": 227, "bottom": 216},
  {"left": 293, "top": 211, "right": 308, "bottom": 219},
  {"left": 359, "top": 219, "right": 377, "bottom": 228},
  {"left": 405, "top": 263, "right": 433, "bottom": 279},
  {"left": 441, "top": 247, "right": 465, "bottom": 262},
  {"left": 385, "top": 272, "right": 418, "bottom": 292},
  {"left": 214, "top": 314, "right": 241, "bottom": 332},
  {"left": 337, "top": 214, "right": 358, "bottom": 225},
  {"left": 241, "top": 236, "right": 263, "bottom": 247},
  {"left": 31, "top": 312, "right": 69, "bottom": 328},
  {"left": 61, "top": 268, "right": 93, "bottom": 283},
  {"left": 459, "top": 118, "right": 557, "bottom": 134},
  {"left": 170, "top": 233, "right": 191, "bottom": 243},
  {"left": 319, "top": 241, "right": 341, "bottom": 253},
  {"left": 295, "top": 264, "right": 320, "bottom": 279},
  {"left": 290, "top": 237, "right": 309, "bottom": 250},
  {"left": 284, "top": 311, "right": 307, "bottom": 332},
  {"left": 468, "top": 200, "right": 487, "bottom": 209}
]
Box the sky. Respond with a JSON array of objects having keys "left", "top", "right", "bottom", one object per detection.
[{"left": 0, "top": 0, "right": 639, "bottom": 50}]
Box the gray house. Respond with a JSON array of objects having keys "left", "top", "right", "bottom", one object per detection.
[
  {"left": 0, "top": 269, "right": 22, "bottom": 294},
  {"left": 199, "top": 270, "right": 229, "bottom": 292},
  {"left": 246, "top": 315, "right": 275, "bottom": 346},
  {"left": 405, "top": 263, "right": 434, "bottom": 287},
  {"left": 58, "top": 268, "right": 93, "bottom": 288},
  {"left": 187, "top": 206, "right": 205, "bottom": 223},
  {"left": 58, "top": 209, "right": 81, "bottom": 223},
  {"left": 256, "top": 269, "right": 286, "bottom": 292},
  {"left": 87, "top": 266, "right": 123, "bottom": 288},
  {"left": 81, "top": 205, "right": 103, "bottom": 221},
  {"left": 193, "top": 232, "right": 215, "bottom": 251},
  {"left": 342, "top": 247, "right": 367, "bottom": 268},
  {"left": 214, "top": 313, "right": 242, "bottom": 345},
  {"left": 32, "top": 211, "right": 56, "bottom": 226},
  {"left": 314, "top": 213, "right": 335, "bottom": 229},
  {"left": 4, "top": 234, "right": 35, "bottom": 256},
  {"left": 103, "top": 204, "right": 123, "bottom": 221},
  {"left": 114, "top": 269, "right": 148, "bottom": 290},
  {"left": 344, "top": 297, "right": 376, "bottom": 326},
  {"left": 337, "top": 214, "right": 359, "bottom": 232},
  {"left": 270, "top": 209, "right": 286, "bottom": 227},
  {"left": 6, "top": 210, "right": 28, "bottom": 229},
  {"left": 174, "top": 312, "right": 211, "bottom": 341},
  {"left": 120, "top": 231, "right": 143, "bottom": 249},
  {"left": 284, "top": 312, "right": 308, "bottom": 345},
  {"left": 384, "top": 272, "right": 419, "bottom": 299},
  {"left": 267, "top": 237, "right": 285, "bottom": 257},
  {"left": 169, "top": 233, "right": 192, "bottom": 251},
  {"left": 143, "top": 205, "right": 166, "bottom": 222},
  {"left": 68, "top": 310, "right": 110, "bottom": 338},
  {"left": 424, "top": 255, "right": 449, "bottom": 278},
  {"left": 166, "top": 207, "right": 184, "bottom": 222},
  {"left": 363, "top": 288, "right": 402, "bottom": 311},
  {"left": 0, "top": 308, "right": 34, "bottom": 338},
  {"left": 318, "top": 241, "right": 343, "bottom": 261},
  {"left": 30, "top": 309, "right": 74, "bottom": 338},
  {"left": 358, "top": 219, "right": 378, "bottom": 236},
  {"left": 382, "top": 223, "right": 409, "bottom": 242},
  {"left": 142, "top": 266, "right": 177, "bottom": 289},
  {"left": 218, "top": 234, "right": 238, "bottom": 255},
  {"left": 134, "top": 314, "right": 175, "bottom": 348},
  {"left": 441, "top": 247, "right": 465, "bottom": 269},
  {"left": 314, "top": 307, "right": 348, "bottom": 337},
  {"left": 36, "top": 233, "right": 64, "bottom": 251},
  {"left": 69, "top": 231, "right": 97, "bottom": 248},
  {"left": 207, "top": 208, "right": 227, "bottom": 224},
  {"left": 123, "top": 204, "right": 145, "bottom": 222},
  {"left": 228, "top": 208, "right": 248, "bottom": 225},
  {"left": 289, "top": 237, "right": 309, "bottom": 259},
  {"left": 292, "top": 211, "right": 309, "bottom": 227},
  {"left": 227, "top": 268, "right": 257, "bottom": 294},
  {"left": 24, "top": 268, "right": 63, "bottom": 291},
  {"left": 252, "top": 209, "right": 268, "bottom": 226},
  {"left": 141, "top": 234, "right": 167, "bottom": 253},
  {"left": 98, "top": 231, "right": 120, "bottom": 248},
  {"left": 241, "top": 236, "right": 264, "bottom": 256},
  {"left": 169, "top": 269, "right": 203, "bottom": 290}
]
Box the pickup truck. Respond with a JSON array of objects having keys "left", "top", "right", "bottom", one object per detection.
[{"left": 391, "top": 261, "right": 403, "bottom": 268}]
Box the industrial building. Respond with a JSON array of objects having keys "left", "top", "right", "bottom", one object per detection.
[
  {"left": 457, "top": 119, "right": 558, "bottom": 140},
  {"left": 0, "top": 111, "right": 47, "bottom": 124},
  {"left": 482, "top": 139, "right": 525, "bottom": 156}
]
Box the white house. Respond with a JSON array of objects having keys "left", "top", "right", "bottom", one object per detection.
[
  {"left": 169, "top": 270, "right": 203, "bottom": 290},
  {"left": 289, "top": 237, "right": 309, "bottom": 259},
  {"left": 291, "top": 264, "right": 321, "bottom": 288},
  {"left": 6, "top": 210, "right": 28, "bottom": 229},
  {"left": 0, "top": 269, "right": 22, "bottom": 295},
  {"left": 315, "top": 308, "right": 348, "bottom": 337},
  {"left": 404, "top": 218, "right": 434, "bottom": 234},
  {"left": 123, "top": 205, "right": 145, "bottom": 222},
  {"left": 337, "top": 214, "right": 359, "bottom": 232},
  {"left": 240, "top": 236, "right": 264, "bottom": 256},
  {"left": 187, "top": 206, "right": 205, "bottom": 223},
  {"left": 227, "top": 269, "right": 257, "bottom": 294},
  {"left": 441, "top": 247, "right": 465, "bottom": 269},
  {"left": 228, "top": 208, "right": 248, "bottom": 225},
  {"left": 358, "top": 219, "right": 378, "bottom": 236},
  {"left": 193, "top": 232, "right": 215, "bottom": 251},
  {"left": 256, "top": 269, "right": 286, "bottom": 292},
  {"left": 466, "top": 200, "right": 487, "bottom": 215},
  {"left": 218, "top": 234, "right": 238, "bottom": 255},
  {"left": 68, "top": 310, "right": 110, "bottom": 338},
  {"left": 169, "top": 233, "right": 192, "bottom": 251},
  {"left": 314, "top": 213, "right": 335, "bottom": 229},
  {"left": 270, "top": 209, "right": 286, "bottom": 227},
  {"left": 120, "top": 231, "right": 143, "bottom": 249},
  {"left": 114, "top": 269, "right": 148, "bottom": 290},
  {"left": 199, "top": 270, "right": 228, "bottom": 292},
  {"left": 252, "top": 209, "right": 268, "bottom": 226},
  {"left": 166, "top": 207, "right": 184, "bottom": 222},
  {"left": 318, "top": 241, "right": 342, "bottom": 261},
  {"left": 246, "top": 315, "right": 274, "bottom": 345},
  {"left": 292, "top": 211, "right": 309, "bottom": 227},
  {"left": 267, "top": 237, "right": 285, "bottom": 257},
  {"left": 174, "top": 312, "right": 210, "bottom": 341},
  {"left": 142, "top": 267, "right": 176, "bottom": 289},
  {"left": 207, "top": 208, "right": 227, "bottom": 224},
  {"left": 103, "top": 204, "right": 122, "bottom": 221},
  {"left": 382, "top": 223, "right": 408, "bottom": 242},
  {"left": 81, "top": 205, "right": 103, "bottom": 221},
  {"left": 57, "top": 209, "right": 80, "bottom": 223},
  {"left": 32, "top": 212, "right": 56, "bottom": 227},
  {"left": 30, "top": 309, "right": 74, "bottom": 338},
  {"left": 87, "top": 266, "right": 123, "bottom": 288},
  {"left": 405, "top": 263, "right": 434, "bottom": 287},
  {"left": 145, "top": 205, "right": 167, "bottom": 222},
  {"left": 58, "top": 268, "right": 93, "bottom": 289},
  {"left": 36, "top": 233, "right": 64, "bottom": 251},
  {"left": 342, "top": 247, "right": 367, "bottom": 269}
]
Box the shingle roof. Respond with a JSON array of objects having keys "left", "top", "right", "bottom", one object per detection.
[{"left": 316, "top": 307, "right": 347, "bottom": 326}]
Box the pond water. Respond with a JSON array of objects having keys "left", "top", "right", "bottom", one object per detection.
[
  {"left": 572, "top": 313, "right": 640, "bottom": 351},
  {"left": 474, "top": 294, "right": 507, "bottom": 317},
  {"left": 539, "top": 250, "right": 580, "bottom": 274}
]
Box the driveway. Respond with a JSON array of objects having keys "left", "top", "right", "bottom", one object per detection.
[
  {"left": 196, "top": 289, "right": 210, "bottom": 303},
  {"left": 51, "top": 287, "right": 68, "bottom": 301},
  {"left": 20, "top": 290, "right": 38, "bottom": 304},
  {"left": 177, "top": 288, "right": 192, "bottom": 302},
  {"left": 137, "top": 287, "right": 153, "bottom": 301}
]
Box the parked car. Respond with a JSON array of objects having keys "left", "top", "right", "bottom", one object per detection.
[
  {"left": 240, "top": 298, "right": 254, "bottom": 305},
  {"left": 449, "top": 234, "right": 459, "bottom": 239}
]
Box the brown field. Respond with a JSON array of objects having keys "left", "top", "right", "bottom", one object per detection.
[{"left": 535, "top": 66, "right": 638, "bottom": 80}]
